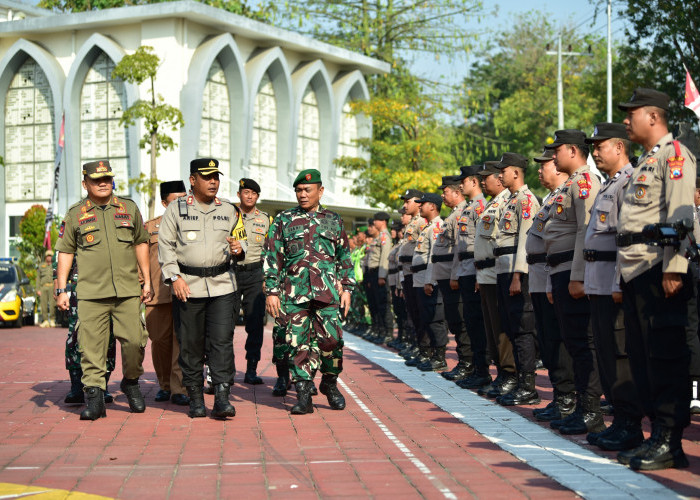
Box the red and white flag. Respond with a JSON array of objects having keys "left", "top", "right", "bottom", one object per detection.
[{"left": 684, "top": 65, "right": 700, "bottom": 119}]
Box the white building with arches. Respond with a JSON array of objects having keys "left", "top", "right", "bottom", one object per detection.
[{"left": 0, "top": 0, "right": 389, "bottom": 256}]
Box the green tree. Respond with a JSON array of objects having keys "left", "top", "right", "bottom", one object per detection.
[
  {"left": 17, "top": 205, "right": 59, "bottom": 283},
  {"left": 112, "top": 46, "right": 184, "bottom": 219}
]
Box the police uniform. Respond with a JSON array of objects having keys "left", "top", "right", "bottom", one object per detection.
[
  {"left": 493, "top": 153, "right": 541, "bottom": 405},
  {"left": 365, "top": 212, "right": 393, "bottom": 343},
  {"left": 411, "top": 192, "right": 446, "bottom": 370},
  {"left": 55, "top": 160, "right": 150, "bottom": 420},
  {"left": 387, "top": 228, "right": 407, "bottom": 347},
  {"left": 542, "top": 129, "right": 603, "bottom": 435},
  {"left": 36, "top": 251, "right": 56, "bottom": 326},
  {"left": 474, "top": 163, "right": 516, "bottom": 396},
  {"left": 615, "top": 88, "right": 698, "bottom": 470},
  {"left": 582, "top": 124, "right": 643, "bottom": 450},
  {"left": 158, "top": 158, "right": 246, "bottom": 419},
  {"left": 233, "top": 178, "right": 270, "bottom": 384},
  {"left": 144, "top": 180, "right": 188, "bottom": 405}
]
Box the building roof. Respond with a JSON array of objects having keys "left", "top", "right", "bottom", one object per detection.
[
  {"left": 0, "top": 0, "right": 391, "bottom": 75},
  {"left": 0, "top": 0, "right": 52, "bottom": 19}
]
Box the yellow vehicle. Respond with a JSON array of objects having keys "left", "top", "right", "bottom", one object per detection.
[{"left": 0, "top": 259, "right": 36, "bottom": 328}]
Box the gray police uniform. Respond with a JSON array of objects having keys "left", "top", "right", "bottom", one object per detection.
[
  {"left": 158, "top": 194, "right": 246, "bottom": 387},
  {"left": 398, "top": 215, "right": 427, "bottom": 346},
  {"left": 366, "top": 229, "right": 393, "bottom": 339},
  {"left": 388, "top": 241, "right": 407, "bottom": 342}
]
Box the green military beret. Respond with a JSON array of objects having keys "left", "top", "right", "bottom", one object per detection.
[{"left": 293, "top": 168, "right": 322, "bottom": 187}]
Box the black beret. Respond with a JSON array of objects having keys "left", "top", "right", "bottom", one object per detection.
[
  {"left": 159, "top": 180, "right": 187, "bottom": 199},
  {"left": 416, "top": 192, "right": 443, "bottom": 210},
  {"left": 496, "top": 152, "right": 528, "bottom": 169},
  {"left": 190, "top": 158, "right": 222, "bottom": 175},
  {"left": 400, "top": 189, "right": 424, "bottom": 200},
  {"left": 238, "top": 178, "right": 261, "bottom": 194},
  {"left": 439, "top": 175, "right": 463, "bottom": 189},
  {"left": 373, "top": 211, "right": 390, "bottom": 221},
  {"left": 458, "top": 165, "right": 481, "bottom": 179},
  {"left": 533, "top": 148, "right": 554, "bottom": 163},
  {"left": 584, "top": 122, "right": 629, "bottom": 143},
  {"left": 545, "top": 129, "right": 587, "bottom": 149},
  {"left": 618, "top": 88, "right": 670, "bottom": 111}
]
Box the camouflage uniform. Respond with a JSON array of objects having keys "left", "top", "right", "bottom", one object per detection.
[{"left": 263, "top": 205, "right": 355, "bottom": 381}]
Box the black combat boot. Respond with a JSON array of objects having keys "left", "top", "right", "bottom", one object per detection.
[
  {"left": 478, "top": 371, "right": 505, "bottom": 396},
  {"left": 426, "top": 347, "right": 448, "bottom": 372},
  {"left": 596, "top": 417, "right": 644, "bottom": 451},
  {"left": 211, "top": 383, "right": 236, "bottom": 419},
  {"left": 486, "top": 371, "right": 517, "bottom": 399},
  {"left": 120, "top": 378, "right": 146, "bottom": 413},
  {"left": 319, "top": 374, "right": 346, "bottom": 410},
  {"left": 587, "top": 420, "right": 617, "bottom": 446},
  {"left": 244, "top": 360, "right": 264, "bottom": 385},
  {"left": 290, "top": 380, "right": 314, "bottom": 415},
  {"left": 559, "top": 395, "right": 604, "bottom": 435},
  {"left": 64, "top": 369, "right": 84, "bottom": 405},
  {"left": 630, "top": 426, "right": 688, "bottom": 471},
  {"left": 536, "top": 391, "right": 576, "bottom": 422},
  {"left": 441, "top": 359, "right": 473, "bottom": 381},
  {"left": 498, "top": 372, "right": 540, "bottom": 406},
  {"left": 186, "top": 385, "right": 206, "bottom": 418},
  {"left": 104, "top": 372, "right": 114, "bottom": 403},
  {"left": 457, "top": 366, "right": 491, "bottom": 389},
  {"left": 416, "top": 348, "right": 435, "bottom": 371},
  {"left": 406, "top": 347, "right": 430, "bottom": 367},
  {"left": 272, "top": 362, "right": 291, "bottom": 397},
  {"left": 80, "top": 387, "right": 106, "bottom": 420}
]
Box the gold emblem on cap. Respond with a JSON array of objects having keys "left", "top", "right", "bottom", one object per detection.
[
  {"left": 208, "top": 160, "right": 215, "bottom": 167},
  {"left": 240, "top": 180, "right": 245, "bottom": 187},
  {"left": 187, "top": 231, "right": 197, "bottom": 241}
]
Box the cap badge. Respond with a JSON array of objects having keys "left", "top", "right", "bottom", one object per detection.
[
  {"left": 305, "top": 173, "right": 312, "bottom": 180},
  {"left": 209, "top": 160, "right": 215, "bottom": 167},
  {"left": 240, "top": 180, "right": 245, "bottom": 187}
]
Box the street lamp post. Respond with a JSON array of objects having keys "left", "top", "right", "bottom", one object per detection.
[{"left": 546, "top": 34, "right": 592, "bottom": 129}]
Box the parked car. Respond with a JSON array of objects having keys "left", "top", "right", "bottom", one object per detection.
[{"left": 0, "top": 258, "right": 36, "bottom": 328}]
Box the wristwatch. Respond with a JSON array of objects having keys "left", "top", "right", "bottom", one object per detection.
[
  {"left": 55, "top": 288, "right": 67, "bottom": 294},
  {"left": 170, "top": 275, "right": 180, "bottom": 283}
]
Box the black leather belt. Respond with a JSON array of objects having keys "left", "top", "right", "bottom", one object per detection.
[
  {"left": 458, "top": 251, "right": 474, "bottom": 261},
  {"left": 493, "top": 246, "right": 517, "bottom": 256},
  {"left": 583, "top": 249, "right": 617, "bottom": 262},
  {"left": 526, "top": 253, "right": 547, "bottom": 264},
  {"left": 546, "top": 250, "right": 575, "bottom": 267},
  {"left": 399, "top": 255, "right": 413, "bottom": 263},
  {"left": 474, "top": 258, "right": 495, "bottom": 270},
  {"left": 236, "top": 261, "right": 262, "bottom": 272},
  {"left": 388, "top": 269, "right": 398, "bottom": 275},
  {"left": 616, "top": 232, "right": 647, "bottom": 247},
  {"left": 178, "top": 261, "right": 230, "bottom": 277},
  {"left": 431, "top": 254, "right": 453, "bottom": 263},
  {"left": 410, "top": 264, "right": 428, "bottom": 273}
]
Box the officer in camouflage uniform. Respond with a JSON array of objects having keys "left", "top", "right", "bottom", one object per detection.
[{"left": 263, "top": 168, "right": 355, "bottom": 415}]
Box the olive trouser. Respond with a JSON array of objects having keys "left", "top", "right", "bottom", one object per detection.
[
  {"left": 146, "top": 303, "right": 186, "bottom": 396},
  {"left": 39, "top": 284, "right": 56, "bottom": 323},
  {"left": 77, "top": 296, "right": 147, "bottom": 390}
]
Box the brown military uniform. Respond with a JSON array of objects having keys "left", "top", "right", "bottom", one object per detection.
[{"left": 36, "top": 261, "right": 55, "bottom": 324}]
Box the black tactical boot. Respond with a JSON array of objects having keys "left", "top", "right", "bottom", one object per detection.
[
  {"left": 120, "top": 378, "right": 146, "bottom": 413},
  {"left": 211, "top": 383, "right": 236, "bottom": 419},
  {"left": 64, "top": 369, "right": 84, "bottom": 405},
  {"left": 533, "top": 400, "right": 556, "bottom": 417},
  {"left": 244, "top": 360, "right": 264, "bottom": 385},
  {"left": 498, "top": 372, "right": 540, "bottom": 406},
  {"left": 587, "top": 420, "right": 617, "bottom": 446},
  {"left": 416, "top": 348, "right": 435, "bottom": 371},
  {"left": 80, "top": 387, "right": 106, "bottom": 420},
  {"left": 478, "top": 371, "right": 505, "bottom": 396},
  {"left": 103, "top": 372, "right": 114, "bottom": 404},
  {"left": 597, "top": 417, "right": 644, "bottom": 451},
  {"left": 319, "top": 374, "right": 346, "bottom": 410},
  {"left": 630, "top": 426, "right": 688, "bottom": 471},
  {"left": 186, "top": 385, "right": 206, "bottom": 418},
  {"left": 426, "top": 347, "right": 448, "bottom": 372},
  {"left": 486, "top": 372, "right": 517, "bottom": 399},
  {"left": 441, "top": 360, "right": 474, "bottom": 381},
  {"left": 406, "top": 348, "right": 430, "bottom": 367},
  {"left": 457, "top": 366, "right": 492, "bottom": 389},
  {"left": 272, "top": 362, "right": 291, "bottom": 397},
  {"left": 290, "top": 380, "right": 314, "bottom": 415},
  {"left": 536, "top": 391, "right": 576, "bottom": 422},
  {"left": 559, "top": 395, "right": 604, "bottom": 435}
]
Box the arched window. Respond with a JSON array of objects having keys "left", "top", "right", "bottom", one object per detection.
[
  {"left": 4, "top": 58, "right": 55, "bottom": 201},
  {"left": 198, "top": 59, "right": 231, "bottom": 198},
  {"left": 296, "top": 85, "right": 320, "bottom": 172},
  {"left": 80, "top": 52, "right": 129, "bottom": 194},
  {"left": 250, "top": 72, "right": 277, "bottom": 187},
  {"left": 335, "top": 98, "right": 366, "bottom": 202}
]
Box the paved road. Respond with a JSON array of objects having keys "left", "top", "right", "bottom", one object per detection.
[{"left": 0, "top": 324, "right": 698, "bottom": 499}]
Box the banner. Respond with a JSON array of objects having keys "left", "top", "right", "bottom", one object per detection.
[
  {"left": 684, "top": 65, "right": 700, "bottom": 120},
  {"left": 43, "top": 114, "right": 65, "bottom": 249}
]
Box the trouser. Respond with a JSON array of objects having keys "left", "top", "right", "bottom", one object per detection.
[
  {"left": 689, "top": 265, "right": 700, "bottom": 378},
  {"left": 348, "top": 284, "right": 369, "bottom": 326},
  {"left": 390, "top": 285, "right": 406, "bottom": 339},
  {"left": 276, "top": 299, "right": 343, "bottom": 381},
  {"left": 589, "top": 295, "right": 642, "bottom": 420},
  {"left": 174, "top": 293, "right": 235, "bottom": 387},
  {"left": 146, "top": 303, "right": 185, "bottom": 396},
  {"left": 479, "top": 282, "right": 515, "bottom": 373},
  {"left": 437, "top": 279, "right": 472, "bottom": 361},
  {"left": 39, "top": 284, "right": 56, "bottom": 323},
  {"left": 416, "top": 285, "right": 448, "bottom": 348},
  {"left": 403, "top": 274, "right": 421, "bottom": 345},
  {"left": 531, "top": 292, "right": 574, "bottom": 393},
  {"left": 551, "top": 270, "right": 601, "bottom": 399},
  {"left": 232, "top": 267, "right": 266, "bottom": 362},
  {"left": 65, "top": 296, "right": 116, "bottom": 372},
  {"left": 77, "top": 296, "right": 146, "bottom": 390},
  {"left": 622, "top": 263, "right": 695, "bottom": 430},
  {"left": 363, "top": 278, "right": 376, "bottom": 327},
  {"left": 496, "top": 273, "right": 537, "bottom": 373},
  {"left": 366, "top": 268, "right": 393, "bottom": 334},
  {"left": 459, "top": 275, "right": 488, "bottom": 370}
]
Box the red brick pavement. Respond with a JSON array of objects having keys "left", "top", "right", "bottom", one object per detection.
[{"left": 0, "top": 325, "right": 578, "bottom": 499}]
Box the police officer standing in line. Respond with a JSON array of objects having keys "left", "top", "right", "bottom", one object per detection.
[
  {"left": 493, "top": 153, "right": 541, "bottom": 406},
  {"left": 398, "top": 190, "right": 427, "bottom": 363},
  {"left": 616, "top": 89, "right": 697, "bottom": 470},
  {"left": 412, "top": 193, "right": 448, "bottom": 371},
  {"left": 158, "top": 159, "right": 246, "bottom": 419},
  {"left": 543, "top": 130, "right": 604, "bottom": 435},
  {"left": 581, "top": 123, "right": 644, "bottom": 451},
  {"left": 474, "top": 162, "right": 517, "bottom": 397},
  {"left": 387, "top": 218, "right": 407, "bottom": 349},
  {"left": 234, "top": 178, "right": 270, "bottom": 385},
  {"left": 56, "top": 160, "right": 152, "bottom": 420},
  {"left": 145, "top": 181, "right": 189, "bottom": 406},
  {"left": 453, "top": 166, "right": 491, "bottom": 390},
  {"left": 37, "top": 250, "right": 56, "bottom": 327},
  {"left": 527, "top": 148, "right": 576, "bottom": 422},
  {"left": 365, "top": 212, "right": 393, "bottom": 344},
  {"left": 429, "top": 175, "right": 473, "bottom": 381}
]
